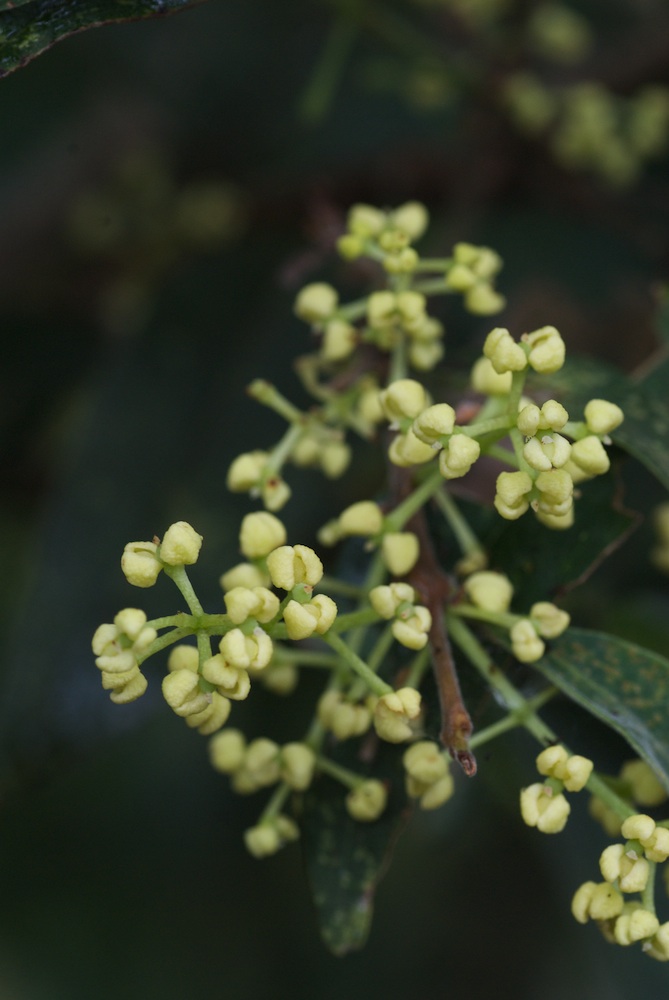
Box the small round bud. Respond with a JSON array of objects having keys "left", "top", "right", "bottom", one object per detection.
[
  {"left": 239, "top": 511, "right": 287, "bottom": 559},
  {"left": 389, "top": 429, "right": 436, "bottom": 467},
  {"left": 390, "top": 201, "right": 429, "bottom": 241},
  {"left": 159, "top": 521, "right": 203, "bottom": 566},
  {"left": 280, "top": 743, "right": 316, "bottom": 791},
  {"left": 380, "top": 379, "right": 428, "bottom": 421},
  {"left": 470, "top": 357, "right": 512, "bottom": 395},
  {"left": 381, "top": 532, "right": 420, "bottom": 576},
  {"left": 392, "top": 606, "right": 432, "bottom": 650},
  {"left": 520, "top": 782, "right": 570, "bottom": 832},
  {"left": 220, "top": 562, "right": 268, "bottom": 591},
  {"left": 186, "top": 691, "right": 231, "bottom": 735},
  {"left": 412, "top": 403, "right": 456, "bottom": 444},
  {"left": 438, "top": 434, "right": 480, "bottom": 480},
  {"left": 373, "top": 688, "right": 422, "bottom": 743},
  {"left": 121, "top": 541, "right": 162, "bottom": 587},
  {"left": 320, "top": 440, "right": 351, "bottom": 479},
  {"left": 283, "top": 595, "right": 337, "bottom": 640},
  {"left": 322, "top": 319, "right": 357, "bottom": 361},
  {"left": 167, "top": 644, "right": 199, "bottom": 672},
  {"left": 209, "top": 728, "right": 246, "bottom": 773},
  {"left": 202, "top": 655, "right": 251, "bottom": 700},
  {"left": 524, "top": 326, "right": 565, "bottom": 374},
  {"left": 570, "top": 436, "right": 610, "bottom": 476},
  {"left": 619, "top": 759, "right": 668, "bottom": 807},
  {"left": 584, "top": 398, "right": 624, "bottom": 435},
  {"left": 465, "top": 284, "right": 506, "bottom": 316},
  {"left": 294, "top": 283, "right": 338, "bottom": 323},
  {"left": 369, "top": 583, "right": 416, "bottom": 619},
  {"left": 536, "top": 745, "right": 569, "bottom": 777},
  {"left": 346, "top": 780, "right": 387, "bottom": 822},
  {"left": 511, "top": 619, "right": 545, "bottom": 662},
  {"left": 348, "top": 203, "right": 387, "bottom": 238},
  {"left": 621, "top": 813, "right": 656, "bottom": 843},
  {"left": 162, "top": 669, "right": 209, "bottom": 717},
  {"left": 463, "top": 571, "right": 514, "bottom": 613},
  {"left": 403, "top": 741, "right": 447, "bottom": 785},
  {"left": 483, "top": 328, "right": 527, "bottom": 374},
  {"left": 494, "top": 471, "right": 533, "bottom": 520},
  {"left": 113, "top": 608, "right": 147, "bottom": 641},
  {"left": 338, "top": 501, "right": 384, "bottom": 537},
  {"left": 615, "top": 907, "right": 659, "bottom": 946},
  {"left": 530, "top": 601, "right": 570, "bottom": 638},
  {"left": 226, "top": 451, "right": 268, "bottom": 492},
  {"left": 109, "top": 670, "right": 148, "bottom": 704},
  {"left": 244, "top": 824, "right": 281, "bottom": 858},
  {"left": 266, "top": 544, "right": 324, "bottom": 590},
  {"left": 517, "top": 404, "right": 541, "bottom": 437}
]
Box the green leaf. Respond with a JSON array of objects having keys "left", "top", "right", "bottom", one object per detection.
[
  {"left": 301, "top": 739, "right": 409, "bottom": 955},
  {"left": 0, "top": 0, "right": 204, "bottom": 78},
  {"left": 534, "top": 628, "right": 669, "bottom": 793},
  {"left": 545, "top": 355, "right": 669, "bottom": 491}
]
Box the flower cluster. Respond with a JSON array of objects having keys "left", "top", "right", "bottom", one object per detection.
[{"left": 520, "top": 746, "right": 593, "bottom": 833}]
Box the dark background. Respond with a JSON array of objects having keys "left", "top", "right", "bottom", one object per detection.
[{"left": 1, "top": 2, "right": 669, "bottom": 996}]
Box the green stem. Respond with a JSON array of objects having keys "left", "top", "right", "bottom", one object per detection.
[
  {"left": 385, "top": 467, "right": 443, "bottom": 530},
  {"left": 404, "top": 645, "right": 431, "bottom": 690},
  {"left": 485, "top": 444, "right": 519, "bottom": 467},
  {"left": 136, "top": 626, "right": 196, "bottom": 664},
  {"left": 272, "top": 648, "right": 339, "bottom": 669},
  {"left": 434, "top": 488, "right": 485, "bottom": 562},
  {"left": 298, "top": 11, "right": 358, "bottom": 124},
  {"left": 247, "top": 379, "right": 304, "bottom": 424},
  {"left": 509, "top": 426, "right": 534, "bottom": 476},
  {"left": 320, "top": 574, "right": 366, "bottom": 598},
  {"left": 469, "top": 688, "right": 559, "bottom": 750},
  {"left": 261, "top": 782, "right": 291, "bottom": 822},
  {"left": 265, "top": 422, "right": 305, "bottom": 478},
  {"left": 507, "top": 368, "right": 527, "bottom": 418},
  {"left": 316, "top": 754, "right": 363, "bottom": 790},
  {"left": 642, "top": 862, "right": 657, "bottom": 915},
  {"left": 327, "top": 606, "right": 381, "bottom": 633},
  {"left": 323, "top": 631, "right": 392, "bottom": 696},
  {"left": 459, "top": 415, "right": 512, "bottom": 438},
  {"left": 449, "top": 603, "right": 520, "bottom": 630},
  {"left": 163, "top": 565, "right": 204, "bottom": 616}
]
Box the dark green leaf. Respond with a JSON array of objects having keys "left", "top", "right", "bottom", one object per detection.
[
  {"left": 545, "top": 355, "right": 669, "bottom": 491},
  {"left": 0, "top": 0, "right": 204, "bottom": 78},
  {"left": 301, "top": 739, "right": 409, "bottom": 955},
  {"left": 654, "top": 287, "right": 669, "bottom": 346},
  {"left": 534, "top": 628, "right": 669, "bottom": 793}
]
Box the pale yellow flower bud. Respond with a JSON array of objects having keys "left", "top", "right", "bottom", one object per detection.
[
  {"left": 465, "top": 284, "right": 506, "bottom": 315},
  {"left": 540, "top": 399, "right": 569, "bottom": 430},
  {"left": 470, "top": 356, "right": 512, "bottom": 395},
  {"left": 224, "top": 586, "right": 280, "bottom": 625},
  {"left": 517, "top": 403, "right": 541, "bottom": 437},
  {"left": 511, "top": 619, "right": 545, "bottom": 662},
  {"left": 219, "top": 628, "right": 273, "bottom": 671},
  {"left": 367, "top": 290, "right": 397, "bottom": 328},
  {"left": 275, "top": 743, "right": 314, "bottom": 791},
  {"left": 584, "top": 398, "right": 624, "bottom": 435},
  {"left": 570, "top": 436, "right": 610, "bottom": 476},
  {"left": 463, "top": 571, "right": 513, "bottom": 613},
  {"left": 524, "top": 326, "right": 565, "bottom": 374},
  {"left": 621, "top": 813, "right": 656, "bottom": 843},
  {"left": 438, "top": 434, "right": 480, "bottom": 479},
  {"left": 348, "top": 203, "right": 386, "bottom": 238},
  {"left": 239, "top": 511, "right": 287, "bottom": 559},
  {"left": 320, "top": 440, "right": 351, "bottom": 478},
  {"left": 266, "top": 544, "right": 324, "bottom": 590},
  {"left": 162, "top": 669, "right": 209, "bottom": 717},
  {"left": 220, "top": 562, "right": 268, "bottom": 591},
  {"left": 243, "top": 737, "right": 281, "bottom": 785},
  {"left": 261, "top": 662, "right": 298, "bottom": 695},
  {"left": 167, "top": 644, "right": 199, "bottom": 672},
  {"left": 391, "top": 201, "right": 429, "bottom": 240},
  {"left": 369, "top": 583, "right": 415, "bottom": 619},
  {"left": 535, "top": 469, "right": 573, "bottom": 515},
  {"left": 109, "top": 670, "right": 148, "bottom": 704},
  {"left": 412, "top": 403, "right": 456, "bottom": 444},
  {"left": 600, "top": 843, "right": 626, "bottom": 882},
  {"left": 322, "top": 319, "right": 357, "bottom": 361},
  {"left": 534, "top": 506, "right": 574, "bottom": 530},
  {"left": 483, "top": 327, "right": 528, "bottom": 374},
  {"left": 572, "top": 881, "right": 624, "bottom": 923},
  {"left": 244, "top": 824, "right": 281, "bottom": 858},
  {"left": 494, "top": 471, "right": 533, "bottom": 520},
  {"left": 111, "top": 608, "right": 145, "bottom": 641},
  {"left": 209, "top": 728, "right": 246, "bottom": 773},
  {"left": 346, "top": 780, "right": 387, "bottom": 822},
  {"left": 523, "top": 433, "right": 571, "bottom": 471},
  {"left": 396, "top": 291, "right": 427, "bottom": 330},
  {"left": 357, "top": 382, "right": 385, "bottom": 425},
  {"left": 373, "top": 688, "right": 422, "bottom": 743},
  {"left": 283, "top": 595, "right": 337, "bottom": 639},
  {"left": 392, "top": 606, "right": 432, "bottom": 650},
  {"left": 294, "top": 282, "right": 338, "bottom": 323},
  {"left": 536, "top": 745, "right": 569, "bottom": 777},
  {"left": 520, "top": 782, "right": 570, "bottom": 832},
  {"left": 403, "top": 741, "right": 447, "bottom": 785},
  {"left": 530, "top": 601, "right": 570, "bottom": 638},
  {"left": 339, "top": 501, "right": 384, "bottom": 537},
  {"left": 226, "top": 451, "right": 268, "bottom": 492},
  {"left": 615, "top": 906, "right": 659, "bottom": 945},
  {"left": 185, "top": 691, "right": 231, "bottom": 735},
  {"left": 381, "top": 532, "right": 420, "bottom": 576},
  {"left": 100, "top": 665, "right": 139, "bottom": 690},
  {"left": 620, "top": 759, "right": 668, "bottom": 807},
  {"left": 261, "top": 476, "right": 291, "bottom": 511},
  {"left": 389, "top": 429, "right": 436, "bottom": 467},
  {"left": 560, "top": 755, "right": 593, "bottom": 792},
  {"left": 445, "top": 263, "right": 477, "bottom": 291},
  {"left": 419, "top": 773, "right": 455, "bottom": 810},
  {"left": 121, "top": 541, "right": 162, "bottom": 587},
  {"left": 380, "top": 379, "right": 428, "bottom": 421},
  {"left": 645, "top": 922, "right": 669, "bottom": 961},
  {"left": 202, "top": 655, "right": 251, "bottom": 700},
  {"left": 160, "top": 521, "right": 203, "bottom": 566}
]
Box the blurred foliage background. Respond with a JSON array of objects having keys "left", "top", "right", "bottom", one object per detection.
[{"left": 1, "top": 1, "right": 669, "bottom": 997}]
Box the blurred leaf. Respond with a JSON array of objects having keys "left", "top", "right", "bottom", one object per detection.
[
  {"left": 0, "top": 0, "right": 204, "bottom": 78},
  {"left": 545, "top": 356, "right": 669, "bottom": 491},
  {"left": 301, "top": 739, "right": 409, "bottom": 955},
  {"left": 655, "top": 288, "right": 669, "bottom": 346},
  {"left": 534, "top": 628, "right": 669, "bottom": 793}
]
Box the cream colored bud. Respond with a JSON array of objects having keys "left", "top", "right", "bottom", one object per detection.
[
  {"left": 520, "top": 783, "right": 570, "bottom": 832},
  {"left": 615, "top": 907, "right": 660, "bottom": 946},
  {"left": 261, "top": 662, "right": 298, "bottom": 696},
  {"left": 381, "top": 532, "right": 420, "bottom": 576},
  {"left": 645, "top": 921, "right": 669, "bottom": 962},
  {"left": 517, "top": 404, "right": 541, "bottom": 437},
  {"left": 412, "top": 404, "right": 456, "bottom": 444},
  {"left": 524, "top": 326, "right": 565, "bottom": 374},
  {"left": 266, "top": 544, "right": 324, "bottom": 590},
  {"left": 294, "top": 282, "right": 338, "bottom": 323},
  {"left": 403, "top": 741, "right": 447, "bottom": 785},
  {"left": 396, "top": 291, "right": 427, "bottom": 329},
  {"left": 167, "top": 644, "right": 199, "bottom": 672},
  {"left": 121, "top": 541, "right": 162, "bottom": 587},
  {"left": 100, "top": 665, "right": 139, "bottom": 690},
  {"left": 322, "top": 319, "right": 357, "bottom": 361},
  {"left": 367, "top": 290, "right": 396, "bottom": 328},
  {"left": 465, "top": 284, "right": 506, "bottom": 316},
  {"left": 346, "top": 780, "right": 388, "bottom": 822},
  {"left": 645, "top": 826, "right": 669, "bottom": 863},
  {"left": 239, "top": 511, "right": 287, "bottom": 559},
  {"left": 620, "top": 759, "right": 668, "bottom": 807},
  {"left": 524, "top": 433, "right": 571, "bottom": 471},
  {"left": 202, "top": 654, "right": 251, "bottom": 700},
  {"left": 186, "top": 691, "right": 231, "bottom": 735},
  {"left": 223, "top": 586, "right": 261, "bottom": 624},
  {"left": 244, "top": 737, "right": 281, "bottom": 784},
  {"left": 463, "top": 571, "right": 513, "bottom": 613},
  {"left": 445, "top": 263, "right": 477, "bottom": 291},
  {"left": 439, "top": 434, "right": 480, "bottom": 479},
  {"left": 162, "top": 669, "right": 208, "bottom": 716},
  {"left": 373, "top": 688, "right": 422, "bottom": 743},
  {"left": 560, "top": 754, "right": 593, "bottom": 792},
  {"left": 494, "top": 471, "right": 533, "bottom": 520},
  {"left": 419, "top": 773, "right": 455, "bottom": 810},
  {"left": 95, "top": 649, "right": 136, "bottom": 674},
  {"left": 620, "top": 854, "right": 650, "bottom": 894},
  {"left": 369, "top": 583, "right": 415, "bottom": 619},
  {"left": 261, "top": 476, "right": 291, "bottom": 512},
  {"left": 570, "top": 436, "right": 610, "bottom": 476},
  {"left": 600, "top": 843, "right": 625, "bottom": 883},
  {"left": 337, "top": 233, "right": 364, "bottom": 260},
  {"left": 357, "top": 382, "right": 385, "bottom": 425},
  {"left": 536, "top": 745, "right": 569, "bottom": 777},
  {"left": 220, "top": 562, "right": 268, "bottom": 591},
  {"left": 621, "top": 813, "right": 656, "bottom": 843},
  {"left": 534, "top": 506, "right": 575, "bottom": 530},
  {"left": 283, "top": 595, "right": 337, "bottom": 640},
  {"left": 280, "top": 743, "right": 316, "bottom": 791},
  {"left": 160, "top": 522, "right": 203, "bottom": 566},
  {"left": 584, "top": 398, "right": 624, "bottom": 435},
  {"left": 226, "top": 451, "right": 268, "bottom": 492},
  {"left": 511, "top": 619, "right": 545, "bottom": 662},
  {"left": 339, "top": 501, "right": 384, "bottom": 537},
  {"left": 571, "top": 881, "right": 597, "bottom": 923},
  {"left": 540, "top": 399, "right": 569, "bottom": 430},
  {"left": 380, "top": 379, "right": 428, "bottom": 421},
  {"left": 389, "top": 430, "right": 436, "bottom": 467},
  {"left": 391, "top": 201, "right": 429, "bottom": 240},
  {"left": 209, "top": 728, "right": 246, "bottom": 773},
  {"left": 392, "top": 606, "right": 432, "bottom": 650},
  {"left": 244, "top": 823, "right": 281, "bottom": 858},
  {"left": 483, "top": 327, "right": 527, "bottom": 374},
  {"left": 109, "top": 670, "right": 148, "bottom": 704},
  {"left": 320, "top": 440, "right": 351, "bottom": 478},
  {"left": 535, "top": 469, "right": 573, "bottom": 515},
  {"left": 92, "top": 623, "right": 118, "bottom": 656},
  {"left": 589, "top": 883, "right": 625, "bottom": 921},
  {"left": 348, "top": 203, "right": 387, "bottom": 238},
  {"left": 530, "top": 601, "right": 570, "bottom": 638},
  {"left": 470, "top": 356, "right": 512, "bottom": 395}
]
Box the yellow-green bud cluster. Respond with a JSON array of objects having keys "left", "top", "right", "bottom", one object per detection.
[
  {"left": 92, "top": 608, "right": 154, "bottom": 703},
  {"left": 403, "top": 741, "right": 455, "bottom": 810},
  {"left": 520, "top": 746, "right": 593, "bottom": 833},
  {"left": 121, "top": 520, "right": 203, "bottom": 587},
  {"left": 370, "top": 583, "right": 432, "bottom": 650},
  {"left": 444, "top": 242, "right": 506, "bottom": 315}
]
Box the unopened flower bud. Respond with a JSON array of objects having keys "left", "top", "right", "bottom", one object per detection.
[
  {"left": 511, "top": 619, "right": 545, "bottom": 662},
  {"left": 530, "top": 601, "right": 570, "bottom": 638},
  {"left": 380, "top": 379, "right": 428, "bottom": 421},
  {"left": 438, "top": 434, "right": 480, "bottom": 479},
  {"left": 570, "top": 436, "right": 610, "bottom": 476},
  {"left": 226, "top": 451, "right": 269, "bottom": 492},
  {"left": 524, "top": 326, "right": 565, "bottom": 373},
  {"left": 412, "top": 403, "right": 456, "bottom": 444},
  {"left": 167, "top": 644, "right": 199, "bottom": 672},
  {"left": 483, "top": 327, "right": 527, "bottom": 374},
  {"left": 381, "top": 532, "right": 420, "bottom": 576},
  {"left": 322, "top": 319, "right": 357, "bottom": 361},
  {"left": 294, "top": 283, "right": 338, "bottom": 323},
  {"left": 121, "top": 541, "right": 162, "bottom": 587},
  {"left": 373, "top": 688, "right": 422, "bottom": 743},
  {"left": 494, "top": 471, "right": 533, "bottom": 520},
  {"left": 209, "top": 728, "right": 246, "bottom": 773},
  {"left": 463, "top": 571, "right": 513, "bottom": 613},
  {"left": 369, "top": 583, "right": 416, "bottom": 619},
  {"left": 391, "top": 201, "right": 429, "bottom": 240},
  {"left": 266, "top": 544, "right": 324, "bottom": 590},
  {"left": 470, "top": 357, "right": 513, "bottom": 395},
  {"left": 392, "top": 605, "right": 432, "bottom": 650},
  {"left": 280, "top": 743, "right": 316, "bottom": 791},
  {"left": 520, "top": 782, "right": 570, "bottom": 832},
  {"left": 339, "top": 501, "right": 384, "bottom": 537},
  {"left": 346, "top": 780, "right": 387, "bottom": 821},
  {"left": 239, "top": 511, "right": 287, "bottom": 559},
  {"left": 159, "top": 521, "right": 203, "bottom": 566},
  {"left": 584, "top": 398, "right": 624, "bottom": 435}
]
